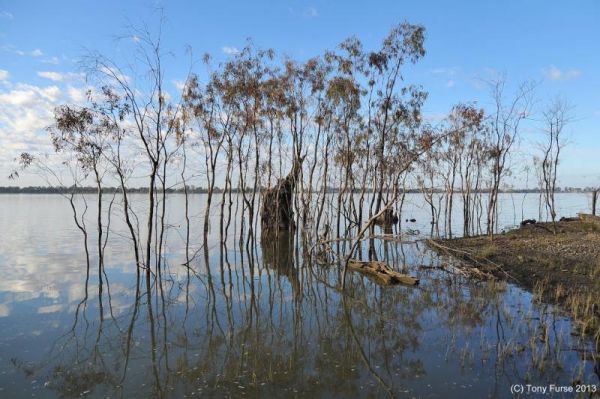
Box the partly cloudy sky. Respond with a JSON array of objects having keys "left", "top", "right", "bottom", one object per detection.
[{"left": 1, "top": 0, "right": 599, "bottom": 186}]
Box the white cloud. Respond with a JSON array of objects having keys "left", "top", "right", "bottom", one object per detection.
[
  {"left": 542, "top": 65, "right": 581, "bottom": 81},
  {"left": 172, "top": 79, "right": 186, "bottom": 91},
  {"left": 0, "top": 76, "right": 118, "bottom": 184},
  {"left": 67, "top": 86, "right": 88, "bottom": 103},
  {"left": 132, "top": 35, "right": 141, "bottom": 43},
  {"left": 12, "top": 48, "right": 44, "bottom": 57},
  {"left": 445, "top": 80, "right": 455, "bottom": 88},
  {"left": 222, "top": 46, "right": 240, "bottom": 55},
  {"left": 0, "top": 69, "right": 8, "bottom": 81},
  {"left": 430, "top": 67, "right": 459, "bottom": 76},
  {"left": 304, "top": 6, "right": 319, "bottom": 18},
  {"left": 1, "top": 11, "right": 14, "bottom": 20},
  {"left": 0, "top": 84, "right": 61, "bottom": 106},
  {"left": 37, "top": 71, "right": 84, "bottom": 85},
  {"left": 41, "top": 56, "right": 60, "bottom": 65},
  {"left": 37, "top": 71, "right": 63, "bottom": 81},
  {"left": 0, "top": 84, "right": 63, "bottom": 132},
  {"left": 0, "top": 83, "right": 64, "bottom": 182}
]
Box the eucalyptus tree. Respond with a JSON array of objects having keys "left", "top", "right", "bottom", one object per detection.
[
  {"left": 540, "top": 98, "right": 571, "bottom": 232},
  {"left": 416, "top": 126, "right": 444, "bottom": 236},
  {"left": 86, "top": 87, "right": 143, "bottom": 271},
  {"left": 49, "top": 100, "right": 112, "bottom": 284},
  {"left": 324, "top": 60, "right": 363, "bottom": 238},
  {"left": 87, "top": 30, "right": 188, "bottom": 276},
  {"left": 440, "top": 124, "right": 460, "bottom": 238},
  {"left": 279, "top": 57, "right": 330, "bottom": 232},
  {"left": 182, "top": 71, "right": 226, "bottom": 238},
  {"left": 444, "top": 104, "right": 487, "bottom": 237},
  {"left": 213, "top": 45, "right": 277, "bottom": 241},
  {"left": 301, "top": 58, "right": 331, "bottom": 233},
  {"left": 311, "top": 22, "right": 428, "bottom": 245},
  {"left": 45, "top": 93, "right": 128, "bottom": 315},
  {"left": 486, "top": 78, "right": 535, "bottom": 238},
  {"left": 363, "top": 23, "right": 427, "bottom": 217},
  {"left": 13, "top": 21, "right": 463, "bottom": 294}
]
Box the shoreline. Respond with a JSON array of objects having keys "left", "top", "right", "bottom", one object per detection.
[{"left": 427, "top": 216, "right": 600, "bottom": 340}]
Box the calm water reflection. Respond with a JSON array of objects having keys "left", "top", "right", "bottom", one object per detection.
[{"left": 0, "top": 194, "right": 597, "bottom": 398}]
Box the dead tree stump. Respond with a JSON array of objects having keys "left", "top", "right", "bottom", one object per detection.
[
  {"left": 261, "top": 157, "right": 303, "bottom": 233},
  {"left": 373, "top": 208, "right": 399, "bottom": 226}
]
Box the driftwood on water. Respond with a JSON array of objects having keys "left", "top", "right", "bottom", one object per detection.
[
  {"left": 348, "top": 259, "right": 419, "bottom": 286},
  {"left": 261, "top": 157, "right": 303, "bottom": 233}
]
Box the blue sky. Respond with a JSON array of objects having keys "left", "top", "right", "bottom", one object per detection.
[{"left": 1, "top": 0, "right": 599, "bottom": 187}]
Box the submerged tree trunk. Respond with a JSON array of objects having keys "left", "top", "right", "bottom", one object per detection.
[{"left": 260, "top": 157, "right": 303, "bottom": 233}]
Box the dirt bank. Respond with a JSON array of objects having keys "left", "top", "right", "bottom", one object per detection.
[{"left": 428, "top": 217, "right": 600, "bottom": 337}]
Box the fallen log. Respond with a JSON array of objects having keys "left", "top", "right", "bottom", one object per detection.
[
  {"left": 426, "top": 239, "right": 503, "bottom": 280},
  {"left": 520, "top": 219, "right": 536, "bottom": 226},
  {"left": 559, "top": 216, "right": 578, "bottom": 222},
  {"left": 348, "top": 259, "right": 419, "bottom": 286}
]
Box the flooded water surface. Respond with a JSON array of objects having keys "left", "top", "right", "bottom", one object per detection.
[{"left": 0, "top": 193, "right": 598, "bottom": 398}]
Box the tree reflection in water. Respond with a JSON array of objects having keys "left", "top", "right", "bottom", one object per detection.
[{"left": 12, "top": 226, "right": 597, "bottom": 398}]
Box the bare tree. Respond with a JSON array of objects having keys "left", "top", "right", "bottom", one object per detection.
[
  {"left": 445, "top": 104, "right": 487, "bottom": 237},
  {"left": 49, "top": 102, "right": 112, "bottom": 301},
  {"left": 88, "top": 29, "right": 187, "bottom": 276},
  {"left": 540, "top": 98, "right": 571, "bottom": 232},
  {"left": 486, "top": 78, "right": 536, "bottom": 239}
]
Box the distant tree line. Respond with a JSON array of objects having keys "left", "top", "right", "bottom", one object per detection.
[
  {"left": 0, "top": 185, "right": 595, "bottom": 194},
  {"left": 0, "top": 185, "right": 207, "bottom": 194}
]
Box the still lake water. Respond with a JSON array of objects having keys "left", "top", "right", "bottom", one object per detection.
[{"left": 0, "top": 193, "right": 598, "bottom": 398}]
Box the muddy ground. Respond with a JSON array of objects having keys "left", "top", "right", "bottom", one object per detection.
[{"left": 428, "top": 218, "right": 600, "bottom": 337}]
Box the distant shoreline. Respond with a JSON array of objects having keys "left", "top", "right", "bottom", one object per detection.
[{"left": 0, "top": 186, "right": 596, "bottom": 195}]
